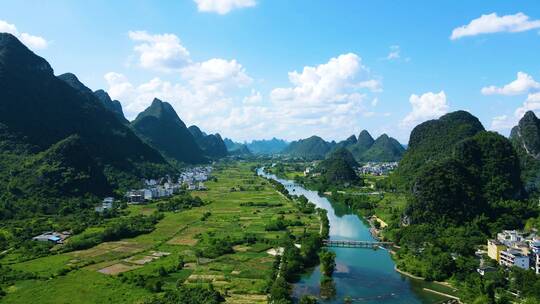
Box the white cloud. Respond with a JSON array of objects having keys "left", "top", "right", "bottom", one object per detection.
[
  {"left": 355, "top": 79, "right": 383, "bottom": 93},
  {"left": 386, "top": 45, "right": 400, "bottom": 60},
  {"left": 128, "top": 31, "right": 190, "bottom": 71},
  {"left": 371, "top": 97, "right": 379, "bottom": 107},
  {"left": 482, "top": 72, "right": 540, "bottom": 96},
  {"left": 0, "top": 20, "right": 17, "bottom": 33},
  {"left": 243, "top": 89, "right": 262, "bottom": 104},
  {"left": 268, "top": 53, "right": 382, "bottom": 139},
  {"left": 515, "top": 92, "right": 540, "bottom": 119},
  {"left": 489, "top": 93, "right": 540, "bottom": 132},
  {"left": 451, "top": 12, "right": 540, "bottom": 40},
  {"left": 401, "top": 91, "right": 449, "bottom": 127},
  {"left": 0, "top": 20, "right": 48, "bottom": 50},
  {"left": 104, "top": 73, "right": 233, "bottom": 121},
  {"left": 181, "top": 58, "right": 252, "bottom": 88},
  {"left": 106, "top": 52, "right": 384, "bottom": 141},
  {"left": 194, "top": 0, "right": 256, "bottom": 14},
  {"left": 271, "top": 53, "right": 367, "bottom": 104},
  {"left": 490, "top": 115, "right": 515, "bottom": 131},
  {"left": 104, "top": 72, "right": 134, "bottom": 99}
]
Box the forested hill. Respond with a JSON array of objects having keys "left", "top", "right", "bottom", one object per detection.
[
  {"left": 395, "top": 110, "right": 525, "bottom": 222},
  {"left": 188, "top": 125, "right": 228, "bottom": 159},
  {"left": 359, "top": 134, "right": 405, "bottom": 162},
  {"left": 131, "top": 98, "right": 206, "bottom": 164},
  {"left": 510, "top": 111, "right": 540, "bottom": 193},
  {"left": 387, "top": 109, "right": 532, "bottom": 288},
  {"left": 319, "top": 147, "right": 360, "bottom": 185},
  {"left": 283, "top": 135, "right": 334, "bottom": 159},
  {"left": 283, "top": 131, "right": 404, "bottom": 161},
  {"left": 394, "top": 110, "right": 485, "bottom": 188},
  {"left": 0, "top": 33, "right": 174, "bottom": 217},
  {"left": 334, "top": 130, "right": 405, "bottom": 162}
]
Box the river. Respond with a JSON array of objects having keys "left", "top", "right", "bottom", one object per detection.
[{"left": 257, "top": 168, "right": 449, "bottom": 304}]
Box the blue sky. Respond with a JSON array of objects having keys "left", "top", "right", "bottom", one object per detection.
[{"left": 1, "top": 0, "right": 540, "bottom": 143}]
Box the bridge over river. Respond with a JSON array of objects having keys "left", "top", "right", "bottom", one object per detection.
[{"left": 323, "top": 239, "right": 394, "bottom": 249}]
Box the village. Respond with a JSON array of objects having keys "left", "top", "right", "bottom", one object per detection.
[
  {"left": 481, "top": 230, "right": 540, "bottom": 275},
  {"left": 125, "top": 166, "right": 212, "bottom": 204},
  {"left": 32, "top": 166, "right": 213, "bottom": 245},
  {"left": 357, "top": 162, "right": 398, "bottom": 176},
  {"left": 302, "top": 161, "right": 399, "bottom": 177}
]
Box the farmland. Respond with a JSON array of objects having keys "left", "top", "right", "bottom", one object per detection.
[{"left": 1, "top": 162, "right": 320, "bottom": 304}]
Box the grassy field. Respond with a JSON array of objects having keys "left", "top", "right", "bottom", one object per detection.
[{"left": 1, "top": 162, "right": 320, "bottom": 304}]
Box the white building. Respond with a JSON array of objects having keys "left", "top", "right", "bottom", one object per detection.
[
  {"left": 497, "top": 230, "right": 524, "bottom": 245},
  {"left": 95, "top": 197, "right": 114, "bottom": 212},
  {"left": 500, "top": 249, "right": 529, "bottom": 270},
  {"left": 126, "top": 190, "right": 144, "bottom": 203}
]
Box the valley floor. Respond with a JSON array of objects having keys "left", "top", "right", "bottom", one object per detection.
[{"left": 1, "top": 162, "right": 320, "bottom": 304}]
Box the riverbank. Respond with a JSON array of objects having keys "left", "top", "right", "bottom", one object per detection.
[
  {"left": 394, "top": 266, "right": 461, "bottom": 302},
  {"left": 2, "top": 163, "right": 320, "bottom": 304},
  {"left": 260, "top": 166, "right": 453, "bottom": 303}
]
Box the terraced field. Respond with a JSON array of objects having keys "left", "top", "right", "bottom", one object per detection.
[{"left": 2, "top": 162, "right": 320, "bottom": 304}]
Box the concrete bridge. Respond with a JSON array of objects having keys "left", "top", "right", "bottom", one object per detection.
[{"left": 323, "top": 239, "right": 393, "bottom": 249}]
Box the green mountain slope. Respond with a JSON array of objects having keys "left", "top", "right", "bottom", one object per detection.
[
  {"left": 0, "top": 33, "right": 174, "bottom": 217},
  {"left": 397, "top": 110, "right": 522, "bottom": 224},
  {"left": 395, "top": 110, "right": 485, "bottom": 188},
  {"left": 58, "top": 73, "right": 128, "bottom": 124},
  {"left": 360, "top": 134, "right": 405, "bottom": 162},
  {"left": 405, "top": 131, "right": 523, "bottom": 225},
  {"left": 350, "top": 130, "right": 375, "bottom": 159},
  {"left": 333, "top": 135, "right": 357, "bottom": 151},
  {"left": 320, "top": 148, "right": 359, "bottom": 184},
  {"left": 283, "top": 136, "right": 333, "bottom": 159},
  {"left": 332, "top": 130, "right": 404, "bottom": 162},
  {"left": 131, "top": 99, "right": 206, "bottom": 164},
  {"left": 93, "top": 89, "right": 128, "bottom": 124},
  {"left": 326, "top": 147, "right": 358, "bottom": 168},
  {"left": 188, "top": 125, "right": 228, "bottom": 159},
  {"left": 510, "top": 111, "right": 540, "bottom": 193}
]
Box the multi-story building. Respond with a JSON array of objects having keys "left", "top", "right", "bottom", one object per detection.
[
  {"left": 487, "top": 239, "right": 506, "bottom": 262},
  {"left": 497, "top": 230, "right": 524, "bottom": 245},
  {"left": 530, "top": 240, "right": 540, "bottom": 274},
  {"left": 500, "top": 249, "right": 529, "bottom": 270}
]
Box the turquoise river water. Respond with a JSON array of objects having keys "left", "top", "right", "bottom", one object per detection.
[{"left": 257, "top": 168, "right": 450, "bottom": 304}]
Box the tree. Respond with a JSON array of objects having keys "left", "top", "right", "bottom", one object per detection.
[
  {"left": 269, "top": 277, "right": 291, "bottom": 304},
  {"left": 319, "top": 249, "right": 336, "bottom": 277}
]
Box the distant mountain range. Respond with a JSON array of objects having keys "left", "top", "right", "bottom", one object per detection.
[
  {"left": 223, "top": 138, "right": 289, "bottom": 155},
  {"left": 282, "top": 131, "right": 405, "bottom": 162},
  {"left": 224, "top": 138, "right": 252, "bottom": 156},
  {"left": 247, "top": 138, "right": 288, "bottom": 154}
]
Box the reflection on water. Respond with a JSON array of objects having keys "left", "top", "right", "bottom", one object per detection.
[{"left": 257, "top": 168, "right": 448, "bottom": 304}]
